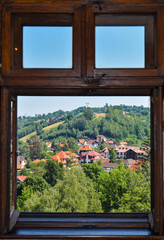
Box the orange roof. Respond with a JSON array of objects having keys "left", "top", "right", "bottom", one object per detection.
[
  {"left": 128, "top": 160, "right": 143, "bottom": 172},
  {"left": 51, "top": 151, "right": 68, "bottom": 160},
  {"left": 79, "top": 139, "right": 85, "bottom": 144},
  {"left": 119, "top": 142, "right": 128, "bottom": 145},
  {"left": 78, "top": 145, "right": 92, "bottom": 152},
  {"left": 60, "top": 144, "right": 65, "bottom": 148},
  {"left": 65, "top": 151, "right": 71, "bottom": 155},
  {"left": 17, "top": 163, "right": 25, "bottom": 170},
  {"left": 32, "top": 159, "right": 46, "bottom": 163},
  {"left": 69, "top": 153, "right": 79, "bottom": 158},
  {"left": 101, "top": 147, "right": 109, "bottom": 153}
]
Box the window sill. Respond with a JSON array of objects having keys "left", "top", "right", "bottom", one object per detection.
[{"left": 1, "top": 214, "right": 159, "bottom": 239}]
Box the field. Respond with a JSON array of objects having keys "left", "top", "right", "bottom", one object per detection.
[{"left": 20, "top": 121, "right": 64, "bottom": 142}]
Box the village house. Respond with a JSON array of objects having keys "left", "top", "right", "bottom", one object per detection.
[
  {"left": 17, "top": 156, "right": 27, "bottom": 171},
  {"left": 96, "top": 135, "right": 107, "bottom": 144},
  {"left": 123, "top": 159, "right": 136, "bottom": 167},
  {"left": 102, "top": 162, "right": 118, "bottom": 173},
  {"left": 77, "top": 139, "right": 87, "bottom": 147},
  {"left": 51, "top": 151, "right": 68, "bottom": 165},
  {"left": 105, "top": 140, "right": 114, "bottom": 145},
  {"left": 125, "top": 148, "right": 148, "bottom": 160},
  {"left": 101, "top": 147, "right": 110, "bottom": 159},
  {"left": 87, "top": 139, "right": 99, "bottom": 148},
  {"left": 114, "top": 145, "right": 148, "bottom": 160},
  {"left": 45, "top": 142, "right": 52, "bottom": 148},
  {"left": 128, "top": 160, "right": 144, "bottom": 172},
  {"left": 80, "top": 151, "right": 102, "bottom": 164},
  {"left": 115, "top": 145, "right": 129, "bottom": 159},
  {"left": 51, "top": 151, "right": 79, "bottom": 165},
  {"left": 78, "top": 145, "right": 92, "bottom": 156}
]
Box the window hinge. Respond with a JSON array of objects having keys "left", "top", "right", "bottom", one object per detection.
[{"left": 148, "top": 210, "right": 155, "bottom": 230}]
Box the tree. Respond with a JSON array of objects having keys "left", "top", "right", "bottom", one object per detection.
[
  {"left": 17, "top": 175, "right": 49, "bottom": 197},
  {"left": 43, "top": 159, "right": 64, "bottom": 186},
  {"left": 108, "top": 146, "right": 117, "bottom": 162},
  {"left": 17, "top": 175, "right": 50, "bottom": 211},
  {"left": 23, "top": 167, "right": 102, "bottom": 213},
  {"left": 29, "top": 161, "right": 46, "bottom": 177},
  {"left": 27, "top": 135, "right": 42, "bottom": 160},
  {"left": 83, "top": 163, "right": 107, "bottom": 190},
  {"left": 83, "top": 108, "right": 94, "bottom": 120},
  {"left": 111, "top": 170, "right": 150, "bottom": 213},
  {"left": 35, "top": 123, "right": 43, "bottom": 135}
]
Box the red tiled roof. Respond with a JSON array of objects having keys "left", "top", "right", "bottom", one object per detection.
[
  {"left": 87, "top": 140, "right": 98, "bottom": 145},
  {"left": 101, "top": 147, "right": 109, "bottom": 153},
  {"left": 17, "top": 176, "right": 27, "bottom": 182},
  {"left": 128, "top": 160, "right": 143, "bottom": 171},
  {"left": 82, "top": 151, "right": 102, "bottom": 157},
  {"left": 69, "top": 153, "right": 79, "bottom": 158},
  {"left": 51, "top": 151, "right": 68, "bottom": 160},
  {"left": 78, "top": 145, "right": 92, "bottom": 152},
  {"left": 105, "top": 141, "right": 114, "bottom": 145}
]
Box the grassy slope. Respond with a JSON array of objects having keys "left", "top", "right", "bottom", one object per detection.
[{"left": 20, "top": 121, "right": 64, "bottom": 142}]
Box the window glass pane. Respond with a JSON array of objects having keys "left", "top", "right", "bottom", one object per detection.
[
  {"left": 17, "top": 96, "right": 150, "bottom": 213},
  {"left": 23, "top": 27, "right": 72, "bottom": 68},
  {"left": 95, "top": 26, "right": 145, "bottom": 68}
]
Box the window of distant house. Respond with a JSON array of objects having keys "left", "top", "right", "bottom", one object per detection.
[{"left": 16, "top": 96, "right": 151, "bottom": 214}]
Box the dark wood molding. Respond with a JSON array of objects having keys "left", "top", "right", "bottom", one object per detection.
[
  {"left": 0, "top": 88, "right": 11, "bottom": 234},
  {"left": 1, "top": 0, "right": 164, "bottom": 238}
]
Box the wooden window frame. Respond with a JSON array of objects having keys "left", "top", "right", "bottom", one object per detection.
[
  {"left": 2, "top": 9, "right": 81, "bottom": 78},
  {"left": 86, "top": 7, "right": 157, "bottom": 78},
  {"left": 0, "top": 1, "right": 164, "bottom": 239}
]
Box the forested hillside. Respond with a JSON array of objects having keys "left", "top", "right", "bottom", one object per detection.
[{"left": 18, "top": 105, "right": 150, "bottom": 147}]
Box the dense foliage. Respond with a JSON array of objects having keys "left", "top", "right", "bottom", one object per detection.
[{"left": 17, "top": 161, "right": 150, "bottom": 213}]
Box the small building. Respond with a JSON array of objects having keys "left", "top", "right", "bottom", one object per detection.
[
  {"left": 77, "top": 139, "right": 87, "bottom": 146},
  {"left": 17, "top": 156, "right": 27, "bottom": 170},
  {"left": 96, "top": 135, "right": 107, "bottom": 144},
  {"left": 80, "top": 151, "right": 102, "bottom": 164},
  {"left": 87, "top": 140, "right": 99, "bottom": 148},
  {"left": 102, "top": 162, "right": 118, "bottom": 172},
  {"left": 101, "top": 147, "right": 110, "bottom": 159},
  {"left": 45, "top": 142, "right": 52, "bottom": 148},
  {"left": 78, "top": 145, "right": 92, "bottom": 156},
  {"left": 51, "top": 151, "right": 68, "bottom": 164}
]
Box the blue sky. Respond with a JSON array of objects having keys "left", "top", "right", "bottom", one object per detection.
[
  {"left": 23, "top": 27, "right": 72, "bottom": 68},
  {"left": 18, "top": 96, "right": 150, "bottom": 117},
  {"left": 19, "top": 26, "right": 147, "bottom": 116},
  {"left": 96, "top": 26, "right": 145, "bottom": 68}
]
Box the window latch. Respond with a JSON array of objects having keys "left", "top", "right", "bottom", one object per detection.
[{"left": 84, "top": 75, "right": 105, "bottom": 84}]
